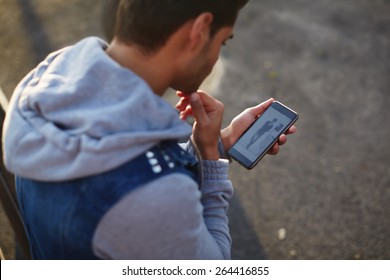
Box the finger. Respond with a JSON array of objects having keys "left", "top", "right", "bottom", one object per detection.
[
  {"left": 179, "top": 106, "right": 193, "bottom": 120},
  {"left": 248, "top": 98, "right": 274, "bottom": 117},
  {"left": 176, "top": 91, "right": 192, "bottom": 97},
  {"left": 278, "top": 134, "right": 287, "bottom": 145},
  {"left": 189, "top": 92, "right": 208, "bottom": 123},
  {"left": 286, "top": 125, "right": 297, "bottom": 135},
  {"left": 268, "top": 142, "right": 279, "bottom": 155},
  {"left": 176, "top": 97, "right": 190, "bottom": 111}
]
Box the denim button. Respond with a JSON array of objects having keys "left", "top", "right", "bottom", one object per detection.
[
  {"left": 146, "top": 151, "right": 155, "bottom": 158},
  {"left": 148, "top": 158, "right": 158, "bottom": 165},
  {"left": 152, "top": 165, "right": 162, "bottom": 173}
]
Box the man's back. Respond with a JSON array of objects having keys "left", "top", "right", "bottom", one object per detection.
[{"left": 3, "top": 37, "right": 234, "bottom": 259}]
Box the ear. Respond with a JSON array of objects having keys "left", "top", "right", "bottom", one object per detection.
[{"left": 188, "top": 12, "right": 214, "bottom": 50}]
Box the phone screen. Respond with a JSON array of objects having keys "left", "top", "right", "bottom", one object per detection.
[{"left": 228, "top": 101, "right": 298, "bottom": 169}]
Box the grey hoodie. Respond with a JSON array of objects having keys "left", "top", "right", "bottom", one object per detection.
[{"left": 2, "top": 37, "right": 233, "bottom": 259}]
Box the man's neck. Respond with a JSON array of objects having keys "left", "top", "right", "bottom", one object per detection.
[{"left": 106, "top": 39, "right": 174, "bottom": 96}]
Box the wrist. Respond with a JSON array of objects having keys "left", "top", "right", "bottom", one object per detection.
[
  {"left": 198, "top": 145, "right": 219, "bottom": 160},
  {"left": 220, "top": 127, "right": 233, "bottom": 152},
  {"left": 218, "top": 138, "right": 233, "bottom": 162}
]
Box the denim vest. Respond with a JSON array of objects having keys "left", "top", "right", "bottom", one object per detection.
[{"left": 16, "top": 141, "right": 199, "bottom": 259}]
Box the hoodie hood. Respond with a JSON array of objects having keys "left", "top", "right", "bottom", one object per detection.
[{"left": 2, "top": 37, "right": 192, "bottom": 181}]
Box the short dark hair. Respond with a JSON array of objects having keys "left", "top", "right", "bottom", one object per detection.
[{"left": 114, "top": 0, "right": 249, "bottom": 53}]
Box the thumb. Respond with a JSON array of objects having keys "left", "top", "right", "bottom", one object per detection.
[
  {"left": 189, "top": 92, "right": 207, "bottom": 123},
  {"left": 249, "top": 98, "right": 274, "bottom": 117}
]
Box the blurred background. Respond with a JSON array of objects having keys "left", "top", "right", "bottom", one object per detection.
[{"left": 0, "top": 0, "right": 389, "bottom": 259}]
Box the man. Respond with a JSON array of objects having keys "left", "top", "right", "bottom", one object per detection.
[{"left": 2, "top": 0, "right": 295, "bottom": 259}]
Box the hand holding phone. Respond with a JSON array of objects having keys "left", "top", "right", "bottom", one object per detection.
[{"left": 227, "top": 101, "right": 298, "bottom": 169}]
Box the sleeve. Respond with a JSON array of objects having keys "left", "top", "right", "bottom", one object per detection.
[
  {"left": 180, "top": 138, "right": 232, "bottom": 162},
  {"left": 92, "top": 160, "right": 233, "bottom": 260}
]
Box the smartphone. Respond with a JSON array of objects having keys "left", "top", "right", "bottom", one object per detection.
[{"left": 227, "top": 101, "right": 298, "bottom": 169}]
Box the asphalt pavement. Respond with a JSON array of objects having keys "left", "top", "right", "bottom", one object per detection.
[{"left": 0, "top": 0, "right": 389, "bottom": 259}]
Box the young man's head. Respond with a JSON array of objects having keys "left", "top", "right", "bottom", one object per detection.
[{"left": 114, "top": 0, "right": 249, "bottom": 54}]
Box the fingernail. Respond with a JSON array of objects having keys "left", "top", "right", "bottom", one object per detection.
[{"left": 190, "top": 93, "right": 199, "bottom": 102}]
